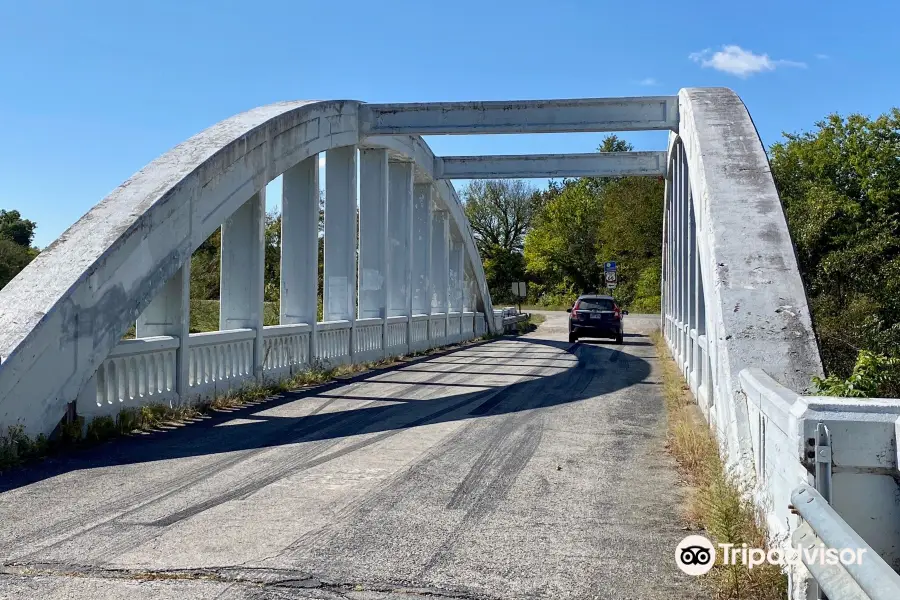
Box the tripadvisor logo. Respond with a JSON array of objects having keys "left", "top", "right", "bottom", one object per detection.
[
  {"left": 676, "top": 535, "right": 716, "bottom": 576},
  {"left": 675, "top": 535, "right": 868, "bottom": 576}
]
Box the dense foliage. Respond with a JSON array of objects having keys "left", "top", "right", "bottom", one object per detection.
[
  {"left": 523, "top": 136, "right": 664, "bottom": 311},
  {"left": 0, "top": 210, "right": 39, "bottom": 289},
  {"left": 770, "top": 109, "right": 900, "bottom": 396},
  {"left": 462, "top": 179, "right": 541, "bottom": 304}
]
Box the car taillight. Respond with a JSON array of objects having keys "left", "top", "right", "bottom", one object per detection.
[
  {"left": 571, "top": 301, "right": 581, "bottom": 319},
  {"left": 613, "top": 305, "right": 621, "bottom": 320}
]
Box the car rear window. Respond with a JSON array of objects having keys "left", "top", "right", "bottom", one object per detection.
[{"left": 577, "top": 298, "right": 615, "bottom": 310}]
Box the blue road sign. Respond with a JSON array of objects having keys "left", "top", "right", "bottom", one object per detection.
[{"left": 604, "top": 261, "right": 617, "bottom": 271}]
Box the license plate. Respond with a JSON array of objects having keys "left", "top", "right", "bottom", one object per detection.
[{"left": 592, "top": 312, "right": 605, "bottom": 320}]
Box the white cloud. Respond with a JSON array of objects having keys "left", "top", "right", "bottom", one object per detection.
[
  {"left": 689, "top": 45, "right": 806, "bottom": 78},
  {"left": 815, "top": 53, "right": 829, "bottom": 60},
  {"left": 318, "top": 154, "right": 326, "bottom": 167},
  {"left": 638, "top": 77, "right": 659, "bottom": 86}
]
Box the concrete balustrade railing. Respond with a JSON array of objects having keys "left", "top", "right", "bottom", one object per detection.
[
  {"left": 385, "top": 316, "right": 408, "bottom": 351},
  {"left": 262, "top": 323, "right": 311, "bottom": 378},
  {"left": 82, "top": 336, "right": 180, "bottom": 420},
  {"left": 410, "top": 315, "right": 430, "bottom": 352},
  {"left": 79, "top": 313, "right": 490, "bottom": 421},
  {"left": 316, "top": 320, "right": 353, "bottom": 365},
  {"left": 353, "top": 318, "right": 384, "bottom": 363}
]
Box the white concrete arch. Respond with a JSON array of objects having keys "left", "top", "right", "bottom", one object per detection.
[
  {"left": 0, "top": 100, "right": 496, "bottom": 437},
  {"left": 661, "top": 88, "right": 824, "bottom": 468}
]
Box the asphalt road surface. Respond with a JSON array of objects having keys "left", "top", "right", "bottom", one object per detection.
[{"left": 0, "top": 312, "right": 704, "bottom": 599}]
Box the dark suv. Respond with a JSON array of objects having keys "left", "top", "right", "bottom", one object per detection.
[{"left": 566, "top": 295, "right": 627, "bottom": 344}]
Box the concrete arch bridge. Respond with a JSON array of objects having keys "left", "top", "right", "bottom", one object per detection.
[{"left": 2, "top": 88, "right": 900, "bottom": 600}]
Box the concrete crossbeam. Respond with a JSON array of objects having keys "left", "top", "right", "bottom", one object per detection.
[
  {"left": 360, "top": 96, "right": 678, "bottom": 135},
  {"left": 434, "top": 151, "right": 666, "bottom": 179}
]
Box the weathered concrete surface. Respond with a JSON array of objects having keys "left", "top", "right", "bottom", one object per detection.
[
  {"left": 435, "top": 151, "right": 667, "bottom": 180},
  {"left": 0, "top": 102, "right": 497, "bottom": 439},
  {"left": 0, "top": 313, "right": 702, "bottom": 600},
  {"left": 359, "top": 97, "right": 679, "bottom": 135}
]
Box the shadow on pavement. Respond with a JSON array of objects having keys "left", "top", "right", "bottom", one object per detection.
[{"left": 0, "top": 335, "right": 652, "bottom": 493}]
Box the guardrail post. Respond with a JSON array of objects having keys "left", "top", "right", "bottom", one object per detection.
[{"left": 815, "top": 423, "right": 832, "bottom": 504}]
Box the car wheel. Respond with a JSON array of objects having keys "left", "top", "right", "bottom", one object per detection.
[
  {"left": 569, "top": 333, "right": 578, "bottom": 343},
  {"left": 615, "top": 334, "right": 623, "bottom": 344}
]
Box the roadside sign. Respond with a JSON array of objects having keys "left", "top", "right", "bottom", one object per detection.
[
  {"left": 511, "top": 282, "right": 527, "bottom": 298},
  {"left": 604, "top": 261, "right": 618, "bottom": 291}
]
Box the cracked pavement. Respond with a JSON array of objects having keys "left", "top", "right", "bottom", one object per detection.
[{"left": 0, "top": 313, "right": 704, "bottom": 599}]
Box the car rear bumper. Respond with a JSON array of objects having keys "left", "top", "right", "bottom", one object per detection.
[{"left": 571, "top": 323, "right": 621, "bottom": 338}]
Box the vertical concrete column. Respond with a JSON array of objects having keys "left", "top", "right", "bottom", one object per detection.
[
  {"left": 680, "top": 155, "right": 690, "bottom": 366},
  {"left": 660, "top": 175, "right": 670, "bottom": 337},
  {"left": 221, "top": 190, "right": 266, "bottom": 378},
  {"left": 137, "top": 264, "right": 190, "bottom": 401},
  {"left": 463, "top": 268, "right": 474, "bottom": 312},
  {"left": 411, "top": 182, "right": 433, "bottom": 315},
  {"left": 358, "top": 149, "right": 389, "bottom": 320},
  {"left": 281, "top": 154, "right": 320, "bottom": 361},
  {"left": 323, "top": 146, "right": 357, "bottom": 323},
  {"left": 665, "top": 196, "right": 672, "bottom": 342},
  {"left": 449, "top": 239, "right": 463, "bottom": 312},
  {"left": 678, "top": 166, "right": 684, "bottom": 363},
  {"left": 388, "top": 161, "right": 414, "bottom": 353},
  {"left": 672, "top": 158, "right": 684, "bottom": 361},
  {"left": 431, "top": 211, "right": 449, "bottom": 342},
  {"left": 387, "top": 162, "right": 413, "bottom": 318},
  {"left": 687, "top": 195, "right": 698, "bottom": 382}
]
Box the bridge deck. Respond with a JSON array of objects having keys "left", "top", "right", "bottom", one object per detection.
[{"left": 0, "top": 314, "right": 701, "bottom": 599}]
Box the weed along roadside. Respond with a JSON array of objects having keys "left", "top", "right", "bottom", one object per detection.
[
  {"left": 652, "top": 331, "right": 787, "bottom": 600},
  {"left": 0, "top": 333, "right": 499, "bottom": 475}
]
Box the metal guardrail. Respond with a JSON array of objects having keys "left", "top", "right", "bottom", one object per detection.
[{"left": 791, "top": 484, "right": 900, "bottom": 600}]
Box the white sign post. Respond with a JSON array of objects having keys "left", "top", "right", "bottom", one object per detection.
[{"left": 511, "top": 281, "right": 527, "bottom": 311}]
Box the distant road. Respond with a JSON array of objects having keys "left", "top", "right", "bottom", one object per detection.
[{"left": 0, "top": 312, "right": 702, "bottom": 600}]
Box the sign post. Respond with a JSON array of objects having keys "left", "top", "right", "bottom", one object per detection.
[
  {"left": 511, "top": 281, "right": 527, "bottom": 313},
  {"left": 604, "top": 261, "right": 617, "bottom": 292}
]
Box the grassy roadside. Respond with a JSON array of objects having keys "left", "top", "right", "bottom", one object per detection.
[
  {"left": 651, "top": 331, "right": 787, "bottom": 600},
  {"left": 0, "top": 334, "right": 493, "bottom": 475},
  {"left": 527, "top": 313, "right": 546, "bottom": 327}
]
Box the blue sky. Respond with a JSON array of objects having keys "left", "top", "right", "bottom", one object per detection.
[{"left": 1, "top": 0, "right": 897, "bottom": 248}]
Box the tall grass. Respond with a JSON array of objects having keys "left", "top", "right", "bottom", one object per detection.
[{"left": 652, "top": 331, "right": 787, "bottom": 600}]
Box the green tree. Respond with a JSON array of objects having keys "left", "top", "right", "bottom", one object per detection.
[
  {"left": 598, "top": 134, "right": 632, "bottom": 153},
  {"left": 0, "top": 209, "right": 39, "bottom": 289},
  {"left": 523, "top": 135, "right": 664, "bottom": 310},
  {"left": 462, "top": 179, "right": 539, "bottom": 303},
  {"left": 770, "top": 108, "right": 900, "bottom": 391},
  {"left": 0, "top": 210, "right": 37, "bottom": 247}
]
